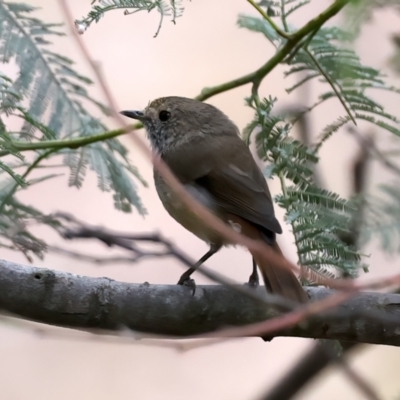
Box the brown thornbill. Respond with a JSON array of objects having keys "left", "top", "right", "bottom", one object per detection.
[{"left": 121, "top": 96, "right": 307, "bottom": 302}]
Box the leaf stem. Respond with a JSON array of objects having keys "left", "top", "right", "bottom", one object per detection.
[
  {"left": 280, "top": 0, "right": 289, "bottom": 32},
  {"left": 304, "top": 47, "right": 357, "bottom": 125},
  {"left": 247, "top": 0, "right": 291, "bottom": 39},
  {"left": 0, "top": 149, "right": 57, "bottom": 214},
  {"left": 196, "top": 0, "right": 351, "bottom": 102},
  {"left": 279, "top": 172, "right": 289, "bottom": 198},
  {"left": 1, "top": 0, "right": 351, "bottom": 177},
  {"left": 0, "top": 123, "right": 142, "bottom": 154}
]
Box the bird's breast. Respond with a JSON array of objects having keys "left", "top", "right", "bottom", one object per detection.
[{"left": 154, "top": 172, "right": 225, "bottom": 246}]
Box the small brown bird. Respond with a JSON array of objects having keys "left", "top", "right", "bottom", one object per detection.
[{"left": 121, "top": 97, "right": 307, "bottom": 302}]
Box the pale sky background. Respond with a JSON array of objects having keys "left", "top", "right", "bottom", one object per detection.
[{"left": 1, "top": 1, "right": 400, "bottom": 399}]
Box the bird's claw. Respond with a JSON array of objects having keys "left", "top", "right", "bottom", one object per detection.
[
  {"left": 178, "top": 278, "right": 196, "bottom": 296},
  {"left": 247, "top": 273, "right": 259, "bottom": 288}
]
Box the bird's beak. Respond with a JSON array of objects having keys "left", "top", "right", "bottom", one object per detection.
[{"left": 120, "top": 110, "right": 148, "bottom": 121}]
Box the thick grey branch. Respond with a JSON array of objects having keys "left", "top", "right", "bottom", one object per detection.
[{"left": 1, "top": 258, "right": 400, "bottom": 345}]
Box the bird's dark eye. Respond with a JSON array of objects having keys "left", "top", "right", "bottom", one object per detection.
[{"left": 159, "top": 110, "right": 171, "bottom": 122}]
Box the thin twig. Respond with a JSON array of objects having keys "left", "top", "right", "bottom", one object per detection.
[
  {"left": 0, "top": 314, "right": 231, "bottom": 352},
  {"left": 48, "top": 245, "right": 168, "bottom": 264},
  {"left": 304, "top": 47, "right": 356, "bottom": 125},
  {"left": 337, "top": 358, "right": 382, "bottom": 400},
  {"left": 196, "top": 0, "right": 350, "bottom": 101},
  {"left": 52, "top": 212, "right": 296, "bottom": 311},
  {"left": 52, "top": 209, "right": 400, "bottom": 297},
  {"left": 247, "top": 0, "right": 291, "bottom": 39},
  {"left": 4, "top": 125, "right": 140, "bottom": 153},
  {"left": 258, "top": 343, "right": 359, "bottom": 400},
  {"left": 280, "top": 0, "right": 289, "bottom": 32},
  {"left": 0, "top": 148, "right": 57, "bottom": 214}
]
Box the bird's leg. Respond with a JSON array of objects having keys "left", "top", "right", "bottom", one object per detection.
[
  {"left": 248, "top": 258, "right": 260, "bottom": 288},
  {"left": 178, "top": 243, "right": 221, "bottom": 286}
]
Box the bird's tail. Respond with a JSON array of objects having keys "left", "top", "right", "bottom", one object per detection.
[
  {"left": 253, "top": 241, "right": 308, "bottom": 303},
  {"left": 226, "top": 213, "right": 307, "bottom": 303}
]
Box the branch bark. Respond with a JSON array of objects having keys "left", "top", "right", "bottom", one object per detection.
[{"left": 1, "top": 258, "right": 400, "bottom": 345}]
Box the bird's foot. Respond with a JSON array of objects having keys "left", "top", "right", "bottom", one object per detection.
[
  {"left": 247, "top": 272, "right": 259, "bottom": 288},
  {"left": 178, "top": 277, "right": 196, "bottom": 296}
]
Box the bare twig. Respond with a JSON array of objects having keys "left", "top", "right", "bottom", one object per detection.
[
  {"left": 52, "top": 212, "right": 296, "bottom": 311},
  {"left": 259, "top": 342, "right": 382, "bottom": 400},
  {"left": 0, "top": 314, "right": 227, "bottom": 351},
  {"left": 196, "top": 0, "right": 351, "bottom": 101},
  {"left": 258, "top": 342, "right": 358, "bottom": 400},
  {"left": 48, "top": 245, "right": 167, "bottom": 265},
  {"left": 337, "top": 357, "right": 382, "bottom": 400}
]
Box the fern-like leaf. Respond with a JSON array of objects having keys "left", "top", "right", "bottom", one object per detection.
[
  {"left": 0, "top": 4, "right": 146, "bottom": 215},
  {"left": 76, "top": 0, "right": 185, "bottom": 37},
  {"left": 283, "top": 26, "right": 400, "bottom": 147},
  {"left": 362, "top": 184, "right": 400, "bottom": 253},
  {"left": 246, "top": 97, "right": 362, "bottom": 281}
]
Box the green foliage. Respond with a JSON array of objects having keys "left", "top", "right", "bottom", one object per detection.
[
  {"left": 286, "top": 27, "right": 400, "bottom": 147},
  {"left": 237, "top": 14, "right": 281, "bottom": 45},
  {"left": 0, "top": 2, "right": 146, "bottom": 257},
  {"left": 239, "top": 2, "right": 400, "bottom": 273},
  {"left": 239, "top": 10, "right": 400, "bottom": 150},
  {"left": 0, "top": 2, "right": 145, "bottom": 208},
  {"left": 245, "top": 97, "right": 362, "bottom": 281},
  {"left": 0, "top": 181, "right": 61, "bottom": 261},
  {"left": 345, "top": 1, "right": 400, "bottom": 79},
  {"left": 0, "top": 158, "right": 26, "bottom": 186},
  {"left": 345, "top": 0, "right": 400, "bottom": 38},
  {"left": 75, "top": 0, "right": 185, "bottom": 37},
  {"left": 362, "top": 184, "right": 400, "bottom": 253}
]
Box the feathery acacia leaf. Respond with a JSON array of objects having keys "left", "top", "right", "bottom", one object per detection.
[
  {"left": 0, "top": 3, "right": 146, "bottom": 256},
  {"left": 76, "top": 0, "right": 185, "bottom": 37},
  {"left": 239, "top": 9, "right": 399, "bottom": 147},
  {"left": 246, "top": 97, "right": 362, "bottom": 281},
  {"left": 283, "top": 26, "right": 400, "bottom": 147},
  {"left": 0, "top": 3, "right": 145, "bottom": 212},
  {"left": 362, "top": 184, "right": 400, "bottom": 253},
  {"left": 237, "top": 14, "right": 281, "bottom": 45}
]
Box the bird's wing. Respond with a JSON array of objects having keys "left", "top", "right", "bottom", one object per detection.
[
  {"left": 163, "top": 134, "right": 282, "bottom": 235},
  {"left": 197, "top": 163, "right": 282, "bottom": 235}
]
